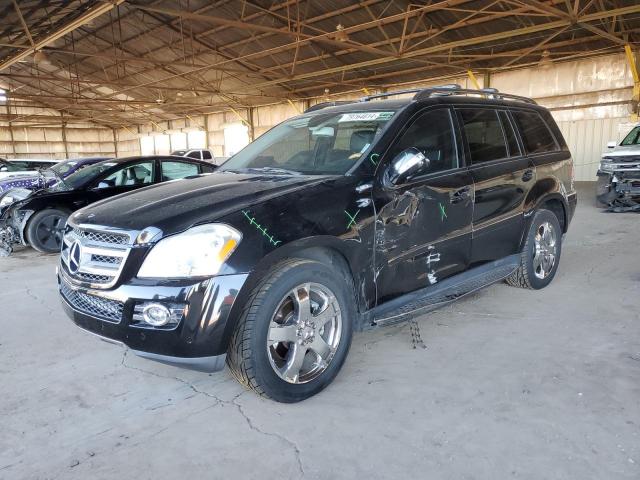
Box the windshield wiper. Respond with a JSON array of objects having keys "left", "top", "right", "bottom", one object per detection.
[{"left": 230, "top": 167, "right": 302, "bottom": 176}]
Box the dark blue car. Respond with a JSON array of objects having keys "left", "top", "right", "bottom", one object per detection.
[{"left": 0, "top": 157, "right": 111, "bottom": 193}]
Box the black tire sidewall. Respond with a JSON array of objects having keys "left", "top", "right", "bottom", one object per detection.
[
  {"left": 27, "top": 209, "right": 69, "bottom": 253},
  {"left": 249, "top": 261, "right": 354, "bottom": 402},
  {"left": 524, "top": 209, "right": 562, "bottom": 289}
]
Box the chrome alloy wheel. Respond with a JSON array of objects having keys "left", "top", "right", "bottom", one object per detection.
[
  {"left": 267, "top": 283, "right": 342, "bottom": 384},
  {"left": 533, "top": 221, "right": 557, "bottom": 280}
]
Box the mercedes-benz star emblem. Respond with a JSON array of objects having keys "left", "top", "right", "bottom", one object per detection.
[{"left": 69, "top": 241, "right": 82, "bottom": 274}]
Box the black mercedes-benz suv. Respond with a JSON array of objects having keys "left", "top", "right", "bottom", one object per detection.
[{"left": 58, "top": 86, "right": 577, "bottom": 402}]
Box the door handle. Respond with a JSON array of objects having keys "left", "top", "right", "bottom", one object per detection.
[
  {"left": 521, "top": 169, "right": 534, "bottom": 182},
  {"left": 450, "top": 186, "right": 471, "bottom": 204}
]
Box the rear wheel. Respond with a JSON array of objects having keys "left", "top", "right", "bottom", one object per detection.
[
  {"left": 227, "top": 259, "right": 354, "bottom": 402},
  {"left": 506, "top": 208, "right": 562, "bottom": 290},
  {"left": 26, "top": 208, "right": 69, "bottom": 254}
]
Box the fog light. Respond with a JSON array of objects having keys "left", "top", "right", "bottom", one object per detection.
[
  {"left": 143, "top": 303, "right": 171, "bottom": 326},
  {"left": 132, "top": 301, "right": 186, "bottom": 329}
]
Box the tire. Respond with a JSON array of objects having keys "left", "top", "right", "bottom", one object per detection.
[
  {"left": 505, "top": 208, "right": 562, "bottom": 290},
  {"left": 227, "top": 258, "right": 354, "bottom": 403},
  {"left": 26, "top": 208, "right": 69, "bottom": 254}
]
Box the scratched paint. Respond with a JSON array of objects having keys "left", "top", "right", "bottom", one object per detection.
[{"left": 241, "top": 210, "right": 281, "bottom": 246}]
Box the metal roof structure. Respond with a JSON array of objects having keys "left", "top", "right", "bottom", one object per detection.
[{"left": 1, "top": 0, "right": 639, "bottom": 128}]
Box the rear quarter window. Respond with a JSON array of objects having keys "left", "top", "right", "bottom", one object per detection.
[{"left": 511, "top": 110, "right": 558, "bottom": 154}]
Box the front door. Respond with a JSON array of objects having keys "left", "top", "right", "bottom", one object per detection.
[
  {"left": 86, "top": 160, "right": 157, "bottom": 205},
  {"left": 373, "top": 107, "right": 474, "bottom": 304}
]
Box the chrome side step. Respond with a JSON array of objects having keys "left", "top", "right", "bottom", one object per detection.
[{"left": 367, "top": 255, "right": 520, "bottom": 328}]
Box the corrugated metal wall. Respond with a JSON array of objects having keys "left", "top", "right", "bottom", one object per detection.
[{"left": 555, "top": 117, "right": 635, "bottom": 181}]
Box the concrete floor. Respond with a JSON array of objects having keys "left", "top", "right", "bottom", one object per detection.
[{"left": 1, "top": 186, "right": 639, "bottom": 480}]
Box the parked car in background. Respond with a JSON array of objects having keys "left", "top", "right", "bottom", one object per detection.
[
  {"left": 58, "top": 86, "right": 577, "bottom": 402},
  {"left": 170, "top": 148, "right": 215, "bottom": 162},
  {"left": 0, "top": 155, "right": 215, "bottom": 255},
  {"left": 0, "top": 157, "right": 110, "bottom": 193},
  {"left": 597, "top": 124, "right": 640, "bottom": 211},
  {"left": 0, "top": 158, "right": 58, "bottom": 179}
]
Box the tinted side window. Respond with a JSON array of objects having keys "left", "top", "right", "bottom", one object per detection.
[
  {"left": 499, "top": 111, "right": 521, "bottom": 157},
  {"left": 389, "top": 108, "right": 458, "bottom": 174},
  {"left": 162, "top": 161, "right": 199, "bottom": 180},
  {"left": 458, "top": 109, "right": 508, "bottom": 164},
  {"left": 202, "top": 150, "right": 212, "bottom": 160},
  {"left": 186, "top": 151, "right": 202, "bottom": 159},
  {"left": 98, "top": 162, "right": 154, "bottom": 188},
  {"left": 511, "top": 110, "right": 558, "bottom": 154}
]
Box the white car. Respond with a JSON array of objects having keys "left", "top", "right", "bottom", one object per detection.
[
  {"left": 0, "top": 158, "right": 58, "bottom": 179},
  {"left": 170, "top": 149, "right": 215, "bottom": 162}
]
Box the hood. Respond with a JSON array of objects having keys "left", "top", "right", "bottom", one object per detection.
[
  {"left": 604, "top": 145, "right": 640, "bottom": 160},
  {"left": 71, "top": 172, "right": 334, "bottom": 233}
]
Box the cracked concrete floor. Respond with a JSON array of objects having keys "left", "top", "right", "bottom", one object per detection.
[{"left": 1, "top": 186, "right": 639, "bottom": 480}]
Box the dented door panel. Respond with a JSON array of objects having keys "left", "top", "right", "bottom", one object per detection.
[{"left": 373, "top": 169, "right": 474, "bottom": 304}]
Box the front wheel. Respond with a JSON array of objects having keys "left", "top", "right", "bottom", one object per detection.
[
  {"left": 26, "top": 208, "right": 69, "bottom": 254},
  {"left": 227, "top": 259, "right": 354, "bottom": 402},
  {"left": 505, "top": 208, "right": 562, "bottom": 290}
]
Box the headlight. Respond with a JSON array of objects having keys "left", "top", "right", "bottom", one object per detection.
[
  {"left": 0, "top": 195, "right": 16, "bottom": 208},
  {"left": 600, "top": 160, "right": 614, "bottom": 173},
  {"left": 0, "top": 187, "right": 31, "bottom": 208},
  {"left": 138, "top": 224, "right": 241, "bottom": 278}
]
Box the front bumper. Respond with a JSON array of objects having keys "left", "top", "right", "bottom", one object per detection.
[
  {"left": 59, "top": 269, "right": 248, "bottom": 372},
  {"left": 596, "top": 168, "right": 640, "bottom": 207}
]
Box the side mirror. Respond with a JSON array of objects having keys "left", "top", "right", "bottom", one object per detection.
[
  {"left": 0, "top": 166, "right": 7, "bottom": 172},
  {"left": 607, "top": 141, "right": 617, "bottom": 149},
  {"left": 384, "top": 148, "right": 430, "bottom": 187},
  {"left": 94, "top": 181, "right": 111, "bottom": 190}
]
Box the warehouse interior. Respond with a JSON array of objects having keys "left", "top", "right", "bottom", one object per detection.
[{"left": 1, "top": 1, "right": 639, "bottom": 478}]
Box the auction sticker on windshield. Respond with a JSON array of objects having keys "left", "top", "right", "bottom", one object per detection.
[{"left": 339, "top": 112, "right": 394, "bottom": 122}]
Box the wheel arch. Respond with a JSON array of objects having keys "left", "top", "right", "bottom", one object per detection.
[{"left": 221, "top": 237, "right": 369, "bottom": 351}]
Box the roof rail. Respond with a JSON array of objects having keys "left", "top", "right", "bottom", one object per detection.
[
  {"left": 304, "top": 100, "right": 355, "bottom": 113},
  {"left": 413, "top": 86, "right": 536, "bottom": 104}
]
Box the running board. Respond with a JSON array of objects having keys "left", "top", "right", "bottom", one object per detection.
[{"left": 367, "top": 255, "right": 520, "bottom": 328}]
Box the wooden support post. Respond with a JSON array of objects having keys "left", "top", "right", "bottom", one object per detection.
[
  {"left": 624, "top": 44, "right": 639, "bottom": 121},
  {"left": 112, "top": 128, "right": 118, "bottom": 157},
  {"left": 61, "top": 114, "right": 69, "bottom": 159},
  {"left": 6, "top": 99, "right": 16, "bottom": 157},
  {"left": 483, "top": 71, "right": 491, "bottom": 89},
  {"left": 248, "top": 107, "right": 255, "bottom": 142},
  {"left": 204, "top": 113, "right": 210, "bottom": 149}
]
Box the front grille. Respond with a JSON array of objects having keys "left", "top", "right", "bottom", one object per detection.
[
  {"left": 61, "top": 225, "right": 133, "bottom": 289},
  {"left": 60, "top": 279, "right": 123, "bottom": 324},
  {"left": 91, "top": 254, "right": 121, "bottom": 265},
  {"left": 74, "top": 272, "right": 112, "bottom": 284},
  {"left": 72, "top": 228, "right": 130, "bottom": 245}
]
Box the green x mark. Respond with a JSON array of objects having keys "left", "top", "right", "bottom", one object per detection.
[
  {"left": 438, "top": 202, "right": 448, "bottom": 222},
  {"left": 345, "top": 209, "right": 360, "bottom": 229}
]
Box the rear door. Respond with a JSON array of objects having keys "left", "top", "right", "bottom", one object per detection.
[
  {"left": 374, "top": 106, "right": 474, "bottom": 303},
  {"left": 456, "top": 107, "right": 534, "bottom": 263},
  {"left": 160, "top": 158, "right": 202, "bottom": 181}
]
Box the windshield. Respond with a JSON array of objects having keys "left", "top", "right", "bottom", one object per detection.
[
  {"left": 64, "top": 161, "right": 118, "bottom": 189},
  {"left": 219, "top": 110, "right": 397, "bottom": 175},
  {"left": 51, "top": 160, "right": 80, "bottom": 177},
  {"left": 1, "top": 160, "right": 25, "bottom": 172},
  {"left": 621, "top": 126, "right": 640, "bottom": 146}
]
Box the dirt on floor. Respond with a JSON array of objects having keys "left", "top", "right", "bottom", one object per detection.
[{"left": 1, "top": 185, "right": 639, "bottom": 480}]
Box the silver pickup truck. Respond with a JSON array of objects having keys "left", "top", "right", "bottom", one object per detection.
[{"left": 597, "top": 125, "right": 640, "bottom": 212}]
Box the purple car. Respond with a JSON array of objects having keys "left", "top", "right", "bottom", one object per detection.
[{"left": 0, "top": 157, "right": 111, "bottom": 193}]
